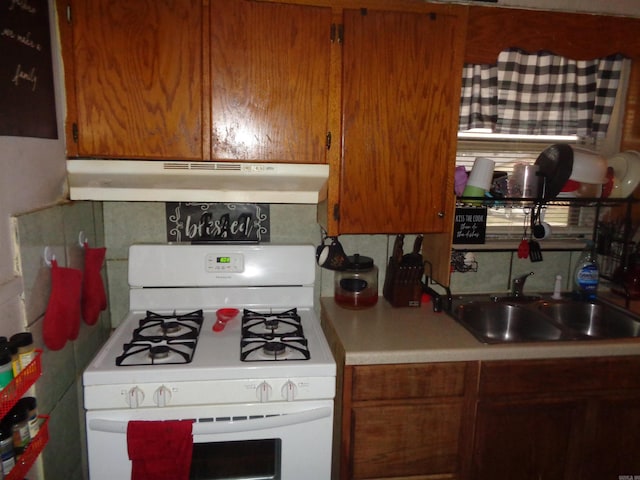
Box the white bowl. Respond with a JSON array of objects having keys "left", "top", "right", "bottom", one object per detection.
[
  {"left": 608, "top": 151, "right": 640, "bottom": 198},
  {"left": 569, "top": 147, "right": 608, "bottom": 184}
]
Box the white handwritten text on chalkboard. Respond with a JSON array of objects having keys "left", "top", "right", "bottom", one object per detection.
[
  {"left": 452, "top": 207, "right": 487, "bottom": 244},
  {"left": 166, "top": 203, "right": 270, "bottom": 243}
]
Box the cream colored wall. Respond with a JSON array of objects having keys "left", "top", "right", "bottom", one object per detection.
[{"left": 0, "top": 0, "right": 68, "bottom": 336}]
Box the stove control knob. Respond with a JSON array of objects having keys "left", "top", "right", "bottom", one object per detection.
[
  {"left": 153, "top": 386, "right": 172, "bottom": 407},
  {"left": 281, "top": 381, "right": 297, "bottom": 401},
  {"left": 126, "top": 387, "right": 145, "bottom": 408},
  {"left": 256, "top": 381, "right": 272, "bottom": 402}
]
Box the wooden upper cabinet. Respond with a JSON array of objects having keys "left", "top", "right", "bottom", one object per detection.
[
  {"left": 210, "top": 0, "right": 332, "bottom": 163},
  {"left": 65, "top": 0, "right": 204, "bottom": 160},
  {"left": 338, "top": 7, "right": 466, "bottom": 234}
]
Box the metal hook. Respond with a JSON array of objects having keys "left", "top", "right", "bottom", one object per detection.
[
  {"left": 44, "top": 247, "right": 55, "bottom": 267},
  {"left": 79, "top": 231, "right": 88, "bottom": 248}
]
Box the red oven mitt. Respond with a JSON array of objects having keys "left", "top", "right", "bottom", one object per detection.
[
  {"left": 82, "top": 243, "right": 107, "bottom": 325},
  {"left": 43, "top": 259, "right": 83, "bottom": 350},
  {"left": 127, "top": 420, "right": 193, "bottom": 480}
]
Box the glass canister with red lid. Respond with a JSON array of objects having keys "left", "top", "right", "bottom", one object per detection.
[{"left": 334, "top": 254, "right": 378, "bottom": 309}]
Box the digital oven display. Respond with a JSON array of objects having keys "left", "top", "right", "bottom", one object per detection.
[{"left": 206, "top": 253, "right": 244, "bottom": 273}]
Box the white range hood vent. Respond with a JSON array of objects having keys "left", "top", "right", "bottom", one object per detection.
[{"left": 67, "top": 159, "right": 329, "bottom": 204}]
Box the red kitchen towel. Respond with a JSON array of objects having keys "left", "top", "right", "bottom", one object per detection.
[
  {"left": 43, "top": 259, "right": 83, "bottom": 350},
  {"left": 82, "top": 242, "right": 107, "bottom": 325},
  {"left": 127, "top": 420, "right": 193, "bottom": 480}
]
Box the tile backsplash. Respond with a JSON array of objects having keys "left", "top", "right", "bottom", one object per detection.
[
  {"left": 103, "top": 202, "right": 582, "bottom": 328},
  {"left": 13, "top": 201, "right": 110, "bottom": 480}
]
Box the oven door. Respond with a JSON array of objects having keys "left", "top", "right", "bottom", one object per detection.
[{"left": 85, "top": 400, "right": 333, "bottom": 480}]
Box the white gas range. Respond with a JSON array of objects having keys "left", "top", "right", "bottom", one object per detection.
[{"left": 83, "top": 244, "right": 336, "bottom": 480}]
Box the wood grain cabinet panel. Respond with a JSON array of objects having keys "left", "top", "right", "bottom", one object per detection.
[
  {"left": 586, "top": 395, "right": 640, "bottom": 477},
  {"left": 352, "top": 362, "right": 466, "bottom": 401},
  {"left": 473, "top": 357, "right": 640, "bottom": 480},
  {"left": 352, "top": 402, "right": 463, "bottom": 479},
  {"left": 210, "top": 0, "right": 331, "bottom": 163},
  {"left": 472, "top": 398, "right": 585, "bottom": 480},
  {"left": 340, "top": 362, "right": 474, "bottom": 480},
  {"left": 66, "top": 0, "right": 204, "bottom": 160},
  {"left": 337, "top": 7, "right": 465, "bottom": 233}
]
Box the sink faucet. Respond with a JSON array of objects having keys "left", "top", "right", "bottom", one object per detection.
[{"left": 511, "top": 272, "right": 534, "bottom": 297}]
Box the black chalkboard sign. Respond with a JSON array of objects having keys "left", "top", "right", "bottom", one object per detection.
[
  {"left": 166, "top": 203, "right": 270, "bottom": 243},
  {"left": 452, "top": 206, "right": 487, "bottom": 244},
  {"left": 0, "top": 0, "right": 57, "bottom": 138}
]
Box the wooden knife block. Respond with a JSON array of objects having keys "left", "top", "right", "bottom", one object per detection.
[{"left": 383, "top": 257, "right": 424, "bottom": 307}]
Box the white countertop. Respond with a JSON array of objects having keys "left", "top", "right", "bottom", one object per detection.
[{"left": 320, "top": 296, "right": 640, "bottom": 365}]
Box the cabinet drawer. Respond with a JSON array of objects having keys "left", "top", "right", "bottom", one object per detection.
[
  {"left": 352, "top": 362, "right": 467, "bottom": 401},
  {"left": 351, "top": 402, "right": 463, "bottom": 479},
  {"left": 480, "top": 356, "right": 640, "bottom": 396}
]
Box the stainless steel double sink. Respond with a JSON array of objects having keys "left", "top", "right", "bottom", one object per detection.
[{"left": 450, "top": 295, "right": 640, "bottom": 344}]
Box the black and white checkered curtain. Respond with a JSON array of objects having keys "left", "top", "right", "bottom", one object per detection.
[{"left": 459, "top": 48, "right": 626, "bottom": 138}]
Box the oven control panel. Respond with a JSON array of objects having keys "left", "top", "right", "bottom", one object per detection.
[
  {"left": 83, "top": 377, "right": 337, "bottom": 410},
  {"left": 205, "top": 253, "right": 244, "bottom": 273}
]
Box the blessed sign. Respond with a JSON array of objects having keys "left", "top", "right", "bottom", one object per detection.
[
  {"left": 166, "top": 203, "right": 270, "bottom": 243},
  {"left": 452, "top": 206, "right": 487, "bottom": 244}
]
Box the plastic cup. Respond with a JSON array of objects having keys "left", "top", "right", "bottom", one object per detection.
[
  {"left": 466, "top": 157, "right": 495, "bottom": 190},
  {"left": 461, "top": 184, "right": 485, "bottom": 206}
]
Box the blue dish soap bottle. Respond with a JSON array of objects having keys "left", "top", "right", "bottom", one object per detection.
[{"left": 573, "top": 240, "right": 599, "bottom": 300}]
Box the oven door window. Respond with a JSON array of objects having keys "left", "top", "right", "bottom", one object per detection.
[{"left": 190, "top": 439, "right": 282, "bottom": 480}]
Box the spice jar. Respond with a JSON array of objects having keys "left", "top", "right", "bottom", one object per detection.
[
  {"left": 334, "top": 254, "right": 378, "bottom": 309},
  {"left": 0, "top": 423, "right": 15, "bottom": 477},
  {"left": 16, "top": 398, "right": 38, "bottom": 440},
  {"left": 7, "top": 404, "right": 30, "bottom": 456},
  {"left": 9, "top": 333, "right": 35, "bottom": 372}
]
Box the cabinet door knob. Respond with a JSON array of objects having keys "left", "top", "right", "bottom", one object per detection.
[{"left": 438, "top": 211, "right": 445, "bottom": 218}]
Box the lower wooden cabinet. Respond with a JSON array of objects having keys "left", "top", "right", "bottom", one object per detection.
[
  {"left": 472, "top": 398, "right": 586, "bottom": 480},
  {"left": 336, "top": 356, "right": 640, "bottom": 480},
  {"left": 471, "top": 356, "right": 640, "bottom": 480},
  {"left": 351, "top": 402, "right": 463, "bottom": 479},
  {"left": 339, "top": 362, "right": 477, "bottom": 480},
  {"left": 586, "top": 395, "right": 640, "bottom": 477}
]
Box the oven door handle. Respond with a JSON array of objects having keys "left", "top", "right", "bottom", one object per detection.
[{"left": 89, "top": 406, "right": 332, "bottom": 435}]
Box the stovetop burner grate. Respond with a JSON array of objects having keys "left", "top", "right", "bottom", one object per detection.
[
  {"left": 240, "top": 308, "right": 311, "bottom": 362},
  {"left": 115, "top": 309, "right": 203, "bottom": 366}
]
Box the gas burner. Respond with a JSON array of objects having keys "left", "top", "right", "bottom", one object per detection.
[
  {"left": 115, "top": 309, "right": 204, "bottom": 366},
  {"left": 241, "top": 337, "right": 310, "bottom": 362},
  {"left": 263, "top": 342, "right": 286, "bottom": 358},
  {"left": 241, "top": 308, "right": 304, "bottom": 339},
  {"left": 161, "top": 321, "right": 182, "bottom": 335},
  {"left": 149, "top": 345, "right": 170, "bottom": 360}
]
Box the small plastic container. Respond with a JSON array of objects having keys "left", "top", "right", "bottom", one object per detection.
[{"left": 334, "top": 254, "right": 378, "bottom": 309}]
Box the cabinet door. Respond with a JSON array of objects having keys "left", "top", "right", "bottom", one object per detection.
[
  {"left": 351, "top": 402, "right": 463, "bottom": 479},
  {"left": 339, "top": 8, "right": 465, "bottom": 233},
  {"left": 472, "top": 398, "right": 585, "bottom": 480},
  {"left": 586, "top": 395, "right": 640, "bottom": 478},
  {"left": 68, "top": 0, "right": 203, "bottom": 159},
  {"left": 210, "top": 0, "right": 331, "bottom": 163}
]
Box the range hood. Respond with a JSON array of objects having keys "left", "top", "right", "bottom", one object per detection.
[{"left": 67, "top": 160, "right": 329, "bottom": 204}]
